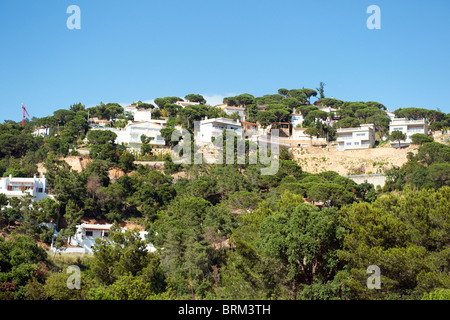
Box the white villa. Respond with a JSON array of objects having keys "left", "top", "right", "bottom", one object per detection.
[
  {"left": 60, "top": 223, "right": 156, "bottom": 254},
  {"left": 91, "top": 118, "right": 168, "bottom": 152},
  {"left": 336, "top": 124, "right": 376, "bottom": 151},
  {"left": 215, "top": 104, "right": 246, "bottom": 121},
  {"left": 196, "top": 117, "right": 243, "bottom": 143},
  {"left": 0, "top": 175, "right": 50, "bottom": 201},
  {"left": 223, "top": 106, "right": 246, "bottom": 121},
  {"left": 133, "top": 109, "right": 153, "bottom": 122},
  {"left": 389, "top": 118, "right": 428, "bottom": 148},
  {"left": 123, "top": 104, "right": 154, "bottom": 122}
]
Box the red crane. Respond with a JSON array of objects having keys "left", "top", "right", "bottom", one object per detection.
[{"left": 22, "top": 103, "right": 30, "bottom": 127}]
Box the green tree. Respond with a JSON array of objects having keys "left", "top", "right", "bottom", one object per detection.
[
  {"left": 389, "top": 130, "right": 407, "bottom": 148},
  {"left": 334, "top": 118, "right": 361, "bottom": 129},
  {"left": 277, "top": 88, "right": 289, "bottom": 97},
  {"left": 338, "top": 187, "right": 450, "bottom": 300},
  {"left": 119, "top": 152, "right": 136, "bottom": 172},
  {"left": 316, "top": 82, "right": 326, "bottom": 99},
  {"left": 355, "top": 107, "right": 385, "bottom": 123},
  {"left": 415, "top": 142, "right": 450, "bottom": 165},
  {"left": 91, "top": 223, "right": 164, "bottom": 287},
  {"left": 185, "top": 94, "right": 206, "bottom": 104},
  {"left": 411, "top": 133, "right": 434, "bottom": 145},
  {"left": 87, "top": 130, "right": 117, "bottom": 145},
  {"left": 258, "top": 204, "right": 344, "bottom": 299},
  {"left": 301, "top": 88, "right": 318, "bottom": 104}
]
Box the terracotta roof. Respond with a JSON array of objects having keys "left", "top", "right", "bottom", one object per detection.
[{"left": 241, "top": 121, "right": 259, "bottom": 126}]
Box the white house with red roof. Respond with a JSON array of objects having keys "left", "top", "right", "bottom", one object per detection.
[{"left": 0, "top": 174, "right": 50, "bottom": 202}]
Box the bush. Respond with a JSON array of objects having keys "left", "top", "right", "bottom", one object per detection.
[{"left": 411, "top": 133, "right": 433, "bottom": 145}]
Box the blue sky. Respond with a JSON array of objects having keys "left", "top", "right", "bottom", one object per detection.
[{"left": 0, "top": 0, "right": 449, "bottom": 122}]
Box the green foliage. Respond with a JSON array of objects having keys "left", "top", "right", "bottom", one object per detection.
[
  {"left": 0, "top": 234, "right": 47, "bottom": 299},
  {"left": 258, "top": 204, "right": 345, "bottom": 299},
  {"left": 316, "top": 82, "right": 326, "bottom": 99},
  {"left": 334, "top": 117, "right": 361, "bottom": 129},
  {"left": 422, "top": 288, "right": 450, "bottom": 300},
  {"left": 118, "top": 152, "right": 136, "bottom": 172},
  {"left": 338, "top": 187, "right": 450, "bottom": 300},
  {"left": 87, "top": 130, "right": 117, "bottom": 145},
  {"left": 90, "top": 223, "right": 165, "bottom": 290},
  {"left": 411, "top": 133, "right": 434, "bottom": 145},
  {"left": 185, "top": 94, "right": 206, "bottom": 104},
  {"left": 415, "top": 142, "right": 450, "bottom": 165},
  {"left": 389, "top": 130, "right": 407, "bottom": 148}
]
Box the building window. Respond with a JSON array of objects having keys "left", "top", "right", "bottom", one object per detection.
[
  {"left": 393, "top": 128, "right": 403, "bottom": 131},
  {"left": 85, "top": 231, "right": 93, "bottom": 237},
  {"left": 346, "top": 142, "right": 352, "bottom": 146},
  {"left": 356, "top": 133, "right": 366, "bottom": 136},
  {"left": 103, "top": 232, "right": 109, "bottom": 238},
  {"left": 37, "top": 188, "right": 43, "bottom": 193},
  {"left": 354, "top": 142, "right": 360, "bottom": 145}
]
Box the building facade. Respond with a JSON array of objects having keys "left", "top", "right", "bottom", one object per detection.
[
  {"left": 0, "top": 175, "right": 49, "bottom": 201},
  {"left": 196, "top": 117, "right": 242, "bottom": 143},
  {"left": 389, "top": 118, "right": 428, "bottom": 148},
  {"left": 65, "top": 223, "right": 155, "bottom": 254},
  {"left": 336, "top": 124, "right": 375, "bottom": 151},
  {"left": 91, "top": 119, "right": 168, "bottom": 152},
  {"left": 291, "top": 114, "right": 304, "bottom": 128}
]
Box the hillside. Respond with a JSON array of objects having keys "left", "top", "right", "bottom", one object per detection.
[
  {"left": 292, "top": 131, "right": 450, "bottom": 175},
  {"left": 292, "top": 145, "right": 417, "bottom": 176}
]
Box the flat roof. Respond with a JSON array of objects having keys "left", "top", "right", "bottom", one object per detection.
[{"left": 82, "top": 224, "right": 112, "bottom": 230}]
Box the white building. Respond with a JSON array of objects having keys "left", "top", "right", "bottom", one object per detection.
[
  {"left": 66, "top": 223, "right": 155, "bottom": 254},
  {"left": 125, "top": 104, "right": 138, "bottom": 116},
  {"left": 283, "top": 127, "right": 327, "bottom": 147},
  {"left": 196, "top": 117, "right": 242, "bottom": 143},
  {"left": 336, "top": 124, "right": 376, "bottom": 151},
  {"left": 223, "top": 106, "right": 246, "bottom": 121},
  {"left": 385, "top": 110, "right": 396, "bottom": 120},
  {"left": 291, "top": 114, "right": 304, "bottom": 128},
  {"left": 318, "top": 106, "right": 337, "bottom": 113},
  {"left": 133, "top": 109, "right": 153, "bottom": 122},
  {"left": 389, "top": 118, "right": 428, "bottom": 148},
  {"left": 0, "top": 175, "right": 49, "bottom": 201},
  {"left": 92, "top": 119, "right": 168, "bottom": 152},
  {"left": 88, "top": 117, "right": 110, "bottom": 128},
  {"left": 176, "top": 101, "right": 201, "bottom": 108},
  {"left": 123, "top": 105, "right": 154, "bottom": 122},
  {"left": 32, "top": 127, "right": 50, "bottom": 137}
]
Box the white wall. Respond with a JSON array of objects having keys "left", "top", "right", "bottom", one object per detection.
[
  {"left": 0, "top": 175, "right": 49, "bottom": 201},
  {"left": 336, "top": 125, "right": 375, "bottom": 151}
]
